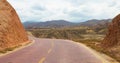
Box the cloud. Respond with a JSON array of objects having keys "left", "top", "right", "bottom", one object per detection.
[
  {"left": 7, "top": 0, "right": 120, "bottom": 22},
  {"left": 32, "top": 6, "right": 46, "bottom": 11}
]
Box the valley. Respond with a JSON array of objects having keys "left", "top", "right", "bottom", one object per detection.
[{"left": 0, "top": 0, "right": 120, "bottom": 63}]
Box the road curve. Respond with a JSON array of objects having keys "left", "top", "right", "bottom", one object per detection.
[{"left": 0, "top": 37, "right": 105, "bottom": 63}]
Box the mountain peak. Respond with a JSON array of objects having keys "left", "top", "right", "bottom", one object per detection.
[
  {"left": 45, "top": 20, "right": 71, "bottom": 23},
  {"left": 24, "top": 19, "right": 111, "bottom": 29}
]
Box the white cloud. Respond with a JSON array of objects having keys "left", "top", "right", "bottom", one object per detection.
[{"left": 7, "top": 0, "right": 120, "bottom": 22}]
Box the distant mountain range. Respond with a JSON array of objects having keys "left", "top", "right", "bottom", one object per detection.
[
  {"left": 23, "top": 19, "right": 112, "bottom": 29},
  {"left": 79, "top": 19, "right": 111, "bottom": 27}
]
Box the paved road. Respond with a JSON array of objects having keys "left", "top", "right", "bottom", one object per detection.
[{"left": 0, "top": 38, "right": 105, "bottom": 63}]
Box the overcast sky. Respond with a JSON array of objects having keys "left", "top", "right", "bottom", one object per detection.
[{"left": 7, "top": 0, "right": 120, "bottom": 22}]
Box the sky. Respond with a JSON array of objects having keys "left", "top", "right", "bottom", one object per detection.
[{"left": 7, "top": 0, "right": 120, "bottom": 22}]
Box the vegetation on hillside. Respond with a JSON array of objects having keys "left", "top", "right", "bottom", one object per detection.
[
  {"left": 28, "top": 27, "right": 120, "bottom": 62},
  {"left": 28, "top": 26, "right": 106, "bottom": 39},
  {"left": 28, "top": 28, "right": 85, "bottom": 40},
  {"left": 76, "top": 39, "right": 120, "bottom": 62}
]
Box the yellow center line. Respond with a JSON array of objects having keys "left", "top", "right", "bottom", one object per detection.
[
  {"left": 48, "top": 41, "right": 54, "bottom": 54},
  {"left": 52, "top": 42, "right": 54, "bottom": 48},
  {"left": 48, "top": 49, "right": 52, "bottom": 54},
  {"left": 39, "top": 57, "right": 46, "bottom": 63},
  {"left": 39, "top": 41, "right": 54, "bottom": 63}
]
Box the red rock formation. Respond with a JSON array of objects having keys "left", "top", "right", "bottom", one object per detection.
[
  {"left": 102, "top": 14, "right": 120, "bottom": 48},
  {"left": 0, "top": 0, "right": 28, "bottom": 50}
]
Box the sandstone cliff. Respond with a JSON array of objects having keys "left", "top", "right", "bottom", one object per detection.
[
  {"left": 102, "top": 14, "right": 120, "bottom": 48},
  {"left": 0, "top": 0, "right": 28, "bottom": 50}
]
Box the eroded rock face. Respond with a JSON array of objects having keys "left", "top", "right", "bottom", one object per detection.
[
  {"left": 0, "top": 0, "right": 28, "bottom": 50},
  {"left": 102, "top": 14, "right": 120, "bottom": 48}
]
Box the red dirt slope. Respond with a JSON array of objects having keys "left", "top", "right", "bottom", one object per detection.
[{"left": 0, "top": 0, "right": 28, "bottom": 51}]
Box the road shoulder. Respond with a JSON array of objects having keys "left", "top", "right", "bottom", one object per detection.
[
  {"left": 65, "top": 40, "right": 119, "bottom": 63},
  {"left": 0, "top": 40, "right": 34, "bottom": 57}
]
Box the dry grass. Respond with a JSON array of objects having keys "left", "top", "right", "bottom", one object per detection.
[
  {"left": 75, "top": 39, "right": 120, "bottom": 63},
  {"left": 29, "top": 28, "right": 120, "bottom": 62},
  {"left": 0, "top": 45, "right": 21, "bottom": 53}
]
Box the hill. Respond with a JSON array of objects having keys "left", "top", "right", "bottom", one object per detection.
[
  {"left": 101, "top": 14, "right": 120, "bottom": 61},
  {"left": 0, "top": 0, "right": 28, "bottom": 51},
  {"left": 102, "top": 14, "right": 120, "bottom": 47},
  {"left": 23, "top": 20, "right": 77, "bottom": 29},
  {"left": 79, "top": 19, "right": 111, "bottom": 27},
  {"left": 23, "top": 19, "right": 111, "bottom": 30}
]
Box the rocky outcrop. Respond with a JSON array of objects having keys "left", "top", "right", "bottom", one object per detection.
[
  {"left": 102, "top": 14, "right": 120, "bottom": 48},
  {"left": 0, "top": 0, "right": 28, "bottom": 50}
]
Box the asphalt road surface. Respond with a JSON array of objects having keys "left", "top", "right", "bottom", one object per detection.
[{"left": 0, "top": 38, "right": 105, "bottom": 63}]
